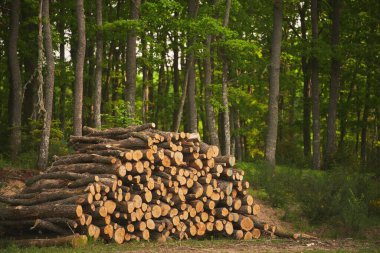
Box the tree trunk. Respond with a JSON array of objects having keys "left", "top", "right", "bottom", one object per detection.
[
  {"left": 73, "top": 0, "right": 86, "bottom": 136},
  {"left": 173, "top": 0, "right": 199, "bottom": 132},
  {"left": 221, "top": 0, "right": 232, "bottom": 155},
  {"left": 311, "top": 0, "right": 321, "bottom": 169},
  {"left": 94, "top": 0, "right": 103, "bottom": 129},
  {"left": 8, "top": 0, "right": 22, "bottom": 161},
  {"left": 339, "top": 64, "right": 358, "bottom": 146},
  {"left": 265, "top": 0, "right": 282, "bottom": 168},
  {"left": 325, "top": 0, "right": 341, "bottom": 169},
  {"left": 186, "top": 0, "right": 199, "bottom": 133},
  {"left": 156, "top": 37, "right": 167, "bottom": 127},
  {"left": 21, "top": 5, "right": 38, "bottom": 124},
  {"left": 125, "top": 0, "right": 141, "bottom": 118},
  {"left": 300, "top": 2, "right": 311, "bottom": 158},
  {"left": 172, "top": 24, "right": 180, "bottom": 129},
  {"left": 142, "top": 35, "right": 149, "bottom": 123},
  {"left": 204, "top": 34, "right": 219, "bottom": 146},
  {"left": 58, "top": 14, "right": 66, "bottom": 132},
  {"left": 37, "top": 0, "right": 55, "bottom": 169},
  {"left": 84, "top": 40, "right": 94, "bottom": 127},
  {"left": 361, "top": 74, "right": 371, "bottom": 167}
]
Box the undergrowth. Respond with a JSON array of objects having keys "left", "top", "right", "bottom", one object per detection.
[{"left": 238, "top": 161, "right": 380, "bottom": 238}]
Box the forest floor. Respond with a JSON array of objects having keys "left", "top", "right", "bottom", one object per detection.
[{"left": 0, "top": 167, "right": 379, "bottom": 252}]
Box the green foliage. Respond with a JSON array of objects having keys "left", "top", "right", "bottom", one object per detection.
[
  {"left": 102, "top": 100, "right": 142, "bottom": 128},
  {"left": 239, "top": 162, "right": 380, "bottom": 237}
]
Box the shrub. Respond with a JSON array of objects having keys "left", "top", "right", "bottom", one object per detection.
[{"left": 238, "top": 161, "right": 380, "bottom": 236}]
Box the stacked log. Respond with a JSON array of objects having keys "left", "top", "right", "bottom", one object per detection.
[{"left": 0, "top": 123, "right": 278, "bottom": 244}]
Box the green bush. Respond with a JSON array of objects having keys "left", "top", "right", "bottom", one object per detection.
[{"left": 238, "top": 161, "right": 380, "bottom": 236}]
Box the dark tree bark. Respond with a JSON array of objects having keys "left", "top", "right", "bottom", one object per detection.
[
  {"left": 265, "top": 0, "right": 283, "bottom": 168},
  {"left": 325, "top": 0, "right": 342, "bottom": 169},
  {"left": 300, "top": 2, "right": 311, "bottom": 158},
  {"left": 21, "top": 4, "right": 38, "bottom": 124},
  {"left": 142, "top": 35, "right": 149, "bottom": 123},
  {"left": 339, "top": 62, "right": 358, "bottom": 146},
  {"left": 173, "top": 0, "right": 199, "bottom": 132},
  {"left": 84, "top": 40, "right": 94, "bottom": 127},
  {"left": 186, "top": 0, "right": 199, "bottom": 133},
  {"left": 311, "top": 0, "right": 321, "bottom": 169},
  {"left": 221, "top": 0, "right": 232, "bottom": 155},
  {"left": 8, "top": 0, "right": 22, "bottom": 161},
  {"left": 204, "top": 33, "right": 219, "bottom": 146},
  {"left": 125, "top": 0, "right": 141, "bottom": 118},
  {"left": 58, "top": 11, "right": 66, "bottom": 132},
  {"left": 172, "top": 24, "right": 180, "bottom": 129},
  {"left": 37, "top": 0, "right": 55, "bottom": 169},
  {"left": 94, "top": 0, "right": 103, "bottom": 128},
  {"left": 73, "top": 0, "right": 86, "bottom": 136},
  {"left": 156, "top": 33, "right": 167, "bottom": 127}
]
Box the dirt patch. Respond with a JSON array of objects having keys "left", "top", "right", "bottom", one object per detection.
[
  {"left": 109, "top": 238, "right": 380, "bottom": 253},
  {"left": 255, "top": 199, "right": 296, "bottom": 233}
]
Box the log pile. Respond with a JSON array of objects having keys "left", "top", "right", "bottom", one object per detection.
[{"left": 0, "top": 123, "right": 278, "bottom": 244}]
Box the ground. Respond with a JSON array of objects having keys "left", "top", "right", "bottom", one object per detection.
[{"left": 0, "top": 168, "right": 379, "bottom": 252}]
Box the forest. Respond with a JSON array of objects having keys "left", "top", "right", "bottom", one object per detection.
[{"left": 0, "top": 0, "right": 380, "bottom": 241}]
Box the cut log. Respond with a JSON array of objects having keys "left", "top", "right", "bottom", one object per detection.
[{"left": 9, "top": 234, "right": 88, "bottom": 247}]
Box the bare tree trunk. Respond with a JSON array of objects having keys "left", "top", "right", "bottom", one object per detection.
[
  {"left": 8, "top": 0, "right": 22, "bottom": 161},
  {"left": 221, "top": 0, "right": 232, "bottom": 155},
  {"left": 234, "top": 110, "right": 243, "bottom": 161},
  {"left": 94, "top": 0, "right": 103, "bottom": 129},
  {"left": 339, "top": 63, "right": 358, "bottom": 146},
  {"left": 265, "top": 0, "right": 283, "bottom": 168},
  {"left": 125, "top": 0, "right": 141, "bottom": 119},
  {"left": 73, "top": 0, "right": 86, "bottom": 136},
  {"left": 204, "top": 34, "right": 219, "bottom": 146},
  {"left": 172, "top": 23, "right": 180, "bottom": 129},
  {"left": 156, "top": 35, "right": 167, "bottom": 127},
  {"left": 58, "top": 13, "right": 66, "bottom": 132},
  {"left": 325, "top": 0, "right": 341, "bottom": 169},
  {"left": 173, "top": 0, "right": 199, "bottom": 132},
  {"left": 361, "top": 74, "right": 371, "bottom": 167},
  {"left": 37, "top": 0, "right": 55, "bottom": 169},
  {"left": 311, "top": 0, "right": 321, "bottom": 169},
  {"left": 186, "top": 0, "right": 199, "bottom": 133},
  {"left": 300, "top": 2, "right": 311, "bottom": 158},
  {"left": 21, "top": 6, "right": 38, "bottom": 125},
  {"left": 141, "top": 35, "right": 149, "bottom": 123}
]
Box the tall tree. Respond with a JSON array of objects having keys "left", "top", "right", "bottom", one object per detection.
[
  {"left": 58, "top": 9, "right": 66, "bottom": 132},
  {"left": 37, "top": 0, "right": 55, "bottom": 169},
  {"left": 73, "top": 0, "right": 86, "bottom": 136},
  {"left": 186, "top": 0, "right": 199, "bottom": 133},
  {"left": 300, "top": 1, "right": 311, "bottom": 158},
  {"left": 94, "top": 0, "right": 103, "bottom": 128},
  {"left": 204, "top": 32, "right": 219, "bottom": 146},
  {"left": 125, "top": 0, "right": 141, "bottom": 119},
  {"left": 8, "top": 0, "right": 22, "bottom": 160},
  {"left": 325, "top": 0, "right": 342, "bottom": 168},
  {"left": 265, "top": 0, "right": 283, "bottom": 167},
  {"left": 174, "top": 0, "right": 199, "bottom": 132},
  {"left": 221, "top": 0, "right": 232, "bottom": 155},
  {"left": 311, "top": 0, "right": 321, "bottom": 169}
]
